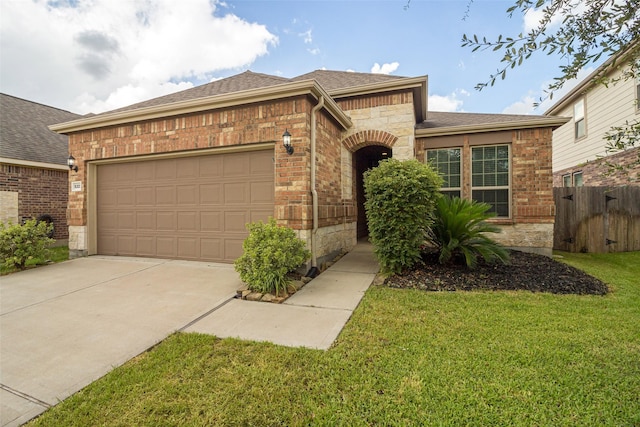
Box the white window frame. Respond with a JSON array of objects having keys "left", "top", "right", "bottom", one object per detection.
[
  {"left": 573, "top": 171, "right": 584, "bottom": 187},
  {"left": 426, "top": 147, "right": 462, "bottom": 198},
  {"left": 470, "top": 144, "right": 511, "bottom": 218},
  {"left": 562, "top": 174, "right": 571, "bottom": 187},
  {"left": 574, "top": 98, "right": 586, "bottom": 139}
]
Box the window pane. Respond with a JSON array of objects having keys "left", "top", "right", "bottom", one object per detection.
[
  {"left": 573, "top": 172, "right": 583, "bottom": 187},
  {"left": 426, "top": 148, "right": 461, "bottom": 190},
  {"left": 563, "top": 175, "right": 571, "bottom": 187},
  {"left": 473, "top": 189, "right": 509, "bottom": 217},
  {"left": 574, "top": 99, "right": 584, "bottom": 120},
  {"left": 575, "top": 118, "right": 585, "bottom": 138},
  {"left": 441, "top": 190, "right": 461, "bottom": 199}
]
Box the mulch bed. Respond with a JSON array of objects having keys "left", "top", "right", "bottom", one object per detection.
[{"left": 384, "top": 250, "right": 609, "bottom": 295}]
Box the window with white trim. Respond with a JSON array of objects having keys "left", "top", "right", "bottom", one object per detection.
[
  {"left": 574, "top": 98, "right": 586, "bottom": 139},
  {"left": 636, "top": 73, "right": 640, "bottom": 110},
  {"left": 426, "top": 148, "right": 461, "bottom": 198},
  {"left": 573, "top": 171, "right": 583, "bottom": 187},
  {"left": 562, "top": 174, "right": 571, "bottom": 187},
  {"left": 471, "top": 145, "right": 510, "bottom": 217}
]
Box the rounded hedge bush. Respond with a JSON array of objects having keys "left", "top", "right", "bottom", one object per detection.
[
  {"left": 364, "top": 158, "right": 442, "bottom": 274},
  {"left": 234, "top": 218, "right": 311, "bottom": 295}
]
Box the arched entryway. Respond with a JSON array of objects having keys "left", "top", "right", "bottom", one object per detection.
[{"left": 355, "top": 145, "right": 391, "bottom": 239}]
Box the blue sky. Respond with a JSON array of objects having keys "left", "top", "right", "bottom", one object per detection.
[{"left": 0, "top": 0, "right": 583, "bottom": 116}]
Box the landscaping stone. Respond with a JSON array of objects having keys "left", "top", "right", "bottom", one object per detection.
[
  {"left": 261, "top": 293, "right": 276, "bottom": 302},
  {"left": 245, "top": 292, "right": 263, "bottom": 301}
]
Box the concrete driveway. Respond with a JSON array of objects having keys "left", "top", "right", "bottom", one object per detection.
[{"left": 0, "top": 256, "right": 241, "bottom": 427}]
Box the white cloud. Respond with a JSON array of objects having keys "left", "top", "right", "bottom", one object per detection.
[
  {"left": 307, "top": 48, "right": 320, "bottom": 55},
  {"left": 502, "top": 95, "right": 537, "bottom": 115},
  {"left": 371, "top": 62, "right": 399, "bottom": 75},
  {"left": 300, "top": 29, "right": 313, "bottom": 44},
  {"left": 428, "top": 89, "right": 469, "bottom": 112},
  {"left": 0, "top": 0, "right": 277, "bottom": 114}
]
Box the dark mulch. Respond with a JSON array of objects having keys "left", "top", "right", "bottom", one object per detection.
[{"left": 384, "top": 250, "right": 609, "bottom": 295}]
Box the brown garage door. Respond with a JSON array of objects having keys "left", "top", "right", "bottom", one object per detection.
[{"left": 97, "top": 150, "right": 274, "bottom": 263}]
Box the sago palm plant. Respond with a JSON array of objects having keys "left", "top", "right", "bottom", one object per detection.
[{"left": 427, "top": 196, "right": 510, "bottom": 268}]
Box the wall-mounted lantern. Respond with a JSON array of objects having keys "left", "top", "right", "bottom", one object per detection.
[
  {"left": 282, "top": 129, "right": 293, "bottom": 155},
  {"left": 67, "top": 155, "right": 78, "bottom": 172}
]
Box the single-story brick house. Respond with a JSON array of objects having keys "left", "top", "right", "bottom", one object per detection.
[
  {"left": 50, "top": 70, "right": 568, "bottom": 265},
  {"left": 1, "top": 93, "right": 81, "bottom": 242}
]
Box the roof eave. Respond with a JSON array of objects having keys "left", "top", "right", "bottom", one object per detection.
[
  {"left": 50, "top": 80, "right": 352, "bottom": 134},
  {"left": 415, "top": 117, "right": 570, "bottom": 138}
]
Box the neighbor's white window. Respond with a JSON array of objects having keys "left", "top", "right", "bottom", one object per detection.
[
  {"left": 574, "top": 99, "right": 586, "bottom": 139},
  {"left": 573, "top": 171, "right": 584, "bottom": 187},
  {"left": 426, "top": 148, "right": 461, "bottom": 198},
  {"left": 636, "top": 73, "right": 640, "bottom": 110},
  {"left": 562, "top": 174, "right": 572, "bottom": 187},
  {"left": 471, "top": 145, "right": 510, "bottom": 217}
]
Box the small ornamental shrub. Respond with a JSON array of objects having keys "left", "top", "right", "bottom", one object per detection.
[
  {"left": 234, "top": 218, "right": 311, "bottom": 295},
  {"left": 0, "top": 219, "right": 54, "bottom": 271},
  {"left": 427, "top": 196, "right": 510, "bottom": 269},
  {"left": 364, "top": 158, "right": 443, "bottom": 275}
]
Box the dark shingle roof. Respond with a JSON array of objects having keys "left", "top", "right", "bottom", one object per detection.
[
  {"left": 417, "top": 111, "right": 545, "bottom": 129},
  {"left": 109, "top": 71, "right": 291, "bottom": 114},
  {"left": 291, "top": 70, "right": 408, "bottom": 92},
  {"left": 1, "top": 93, "right": 81, "bottom": 165},
  {"left": 99, "top": 70, "right": 412, "bottom": 116}
]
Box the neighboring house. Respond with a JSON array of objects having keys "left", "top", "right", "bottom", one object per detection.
[
  {"left": 50, "top": 70, "right": 567, "bottom": 264},
  {"left": 0, "top": 93, "right": 81, "bottom": 241},
  {"left": 545, "top": 53, "right": 640, "bottom": 186}
]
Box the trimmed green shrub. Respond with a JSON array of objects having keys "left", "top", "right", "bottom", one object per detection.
[
  {"left": 427, "top": 196, "right": 510, "bottom": 268},
  {"left": 0, "top": 219, "right": 54, "bottom": 271},
  {"left": 364, "top": 158, "right": 443, "bottom": 274},
  {"left": 234, "top": 218, "right": 311, "bottom": 295}
]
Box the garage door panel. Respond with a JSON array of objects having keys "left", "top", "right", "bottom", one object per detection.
[
  {"left": 136, "top": 236, "right": 155, "bottom": 256},
  {"left": 156, "top": 212, "right": 176, "bottom": 230},
  {"left": 223, "top": 155, "right": 249, "bottom": 176},
  {"left": 200, "top": 211, "right": 222, "bottom": 232},
  {"left": 155, "top": 160, "right": 177, "bottom": 180},
  {"left": 200, "top": 238, "right": 222, "bottom": 259},
  {"left": 250, "top": 150, "right": 274, "bottom": 174},
  {"left": 177, "top": 185, "right": 197, "bottom": 204},
  {"left": 200, "top": 184, "right": 222, "bottom": 205},
  {"left": 117, "top": 212, "right": 135, "bottom": 229},
  {"left": 224, "top": 239, "right": 244, "bottom": 260},
  {"left": 117, "top": 188, "right": 135, "bottom": 206},
  {"left": 117, "top": 236, "right": 135, "bottom": 254},
  {"left": 136, "top": 212, "right": 155, "bottom": 230},
  {"left": 135, "top": 162, "right": 155, "bottom": 181},
  {"left": 136, "top": 187, "right": 155, "bottom": 205},
  {"left": 199, "top": 156, "right": 223, "bottom": 177},
  {"left": 250, "top": 210, "right": 273, "bottom": 223},
  {"left": 177, "top": 211, "right": 198, "bottom": 231},
  {"left": 98, "top": 212, "right": 117, "bottom": 230},
  {"left": 251, "top": 182, "right": 275, "bottom": 203},
  {"left": 178, "top": 238, "right": 198, "bottom": 259},
  {"left": 177, "top": 158, "right": 199, "bottom": 178},
  {"left": 156, "top": 237, "right": 176, "bottom": 257},
  {"left": 97, "top": 149, "right": 274, "bottom": 263},
  {"left": 225, "top": 211, "right": 249, "bottom": 232},
  {"left": 156, "top": 186, "right": 176, "bottom": 205}
]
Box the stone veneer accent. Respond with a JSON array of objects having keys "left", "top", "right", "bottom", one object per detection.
[{"left": 493, "top": 223, "right": 554, "bottom": 256}]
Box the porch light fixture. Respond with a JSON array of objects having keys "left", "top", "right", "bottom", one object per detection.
[
  {"left": 67, "top": 155, "right": 78, "bottom": 172},
  {"left": 282, "top": 129, "right": 293, "bottom": 155}
]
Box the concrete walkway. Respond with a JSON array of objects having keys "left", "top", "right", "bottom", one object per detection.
[
  {"left": 186, "top": 242, "right": 379, "bottom": 349},
  {"left": 0, "top": 243, "right": 378, "bottom": 426}
]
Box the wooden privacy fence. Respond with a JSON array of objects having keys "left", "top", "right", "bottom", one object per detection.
[{"left": 554, "top": 186, "right": 640, "bottom": 253}]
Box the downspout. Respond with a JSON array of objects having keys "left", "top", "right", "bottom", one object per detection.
[{"left": 308, "top": 95, "right": 325, "bottom": 276}]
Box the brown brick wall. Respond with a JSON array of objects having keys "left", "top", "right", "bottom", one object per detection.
[
  {"left": 336, "top": 91, "right": 413, "bottom": 111},
  {"left": 0, "top": 164, "right": 69, "bottom": 239},
  {"left": 68, "top": 96, "right": 341, "bottom": 231},
  {"left": 553, "top": 146, "right": 640, "bottom": 186},
  {"left": 416, "top": 127, "right": 556, "bottom": 225}
]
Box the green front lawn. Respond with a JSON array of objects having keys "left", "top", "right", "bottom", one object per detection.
[
  {"left": 30, "top": 252, "right": 640, "bottom": 426},
  {"left": 1, "top": 246, "right": 69, "bottom": 275}
]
